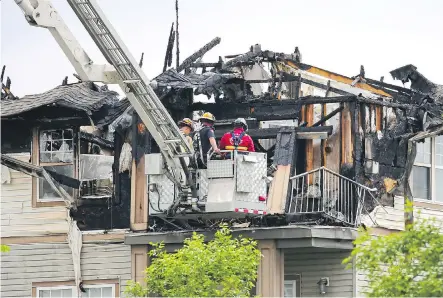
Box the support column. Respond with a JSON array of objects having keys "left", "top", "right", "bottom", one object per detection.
[
  {"left": 256, "top": 240, "right": 284, "bottom": 297},
  {"left": 131, "top": 245, "right": 149, "bottom": 284},
  {"left": 341, "top": 103, "right": 353, "bottom": 165},
  {"left": 130, "top": 114, "right": 149, "bottom": 231}
]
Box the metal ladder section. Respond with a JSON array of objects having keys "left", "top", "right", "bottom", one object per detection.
[{"left": 66, "top": 0, "right": 192, "bottom": 178}]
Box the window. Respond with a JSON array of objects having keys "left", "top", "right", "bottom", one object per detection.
[
  {"left": 33, "top": 128, "right": 76, "bottom": 204},
  {"left": 37, "top": 286, "right": 73, "bottom": 298},
  {"left": 80, "top": 284, "right": 115, "bottom": 297},
  {"left": 411, "top": 136, "right": 443, "bottom": 203},
  {"left": 36, "top": 284, "right": 115, "bottom": 298},
  {"left": 284, "top": 274, "right": 301, "bottom": 297}
]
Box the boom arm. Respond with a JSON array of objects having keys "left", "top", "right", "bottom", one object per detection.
[
  {"left": 14, "top": 0, "right": 118, "bottom": 83},
  {"left": 14, "top": 0, "right": 193, "bottom": 188}
]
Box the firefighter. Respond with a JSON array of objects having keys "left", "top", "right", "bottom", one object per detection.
[
  {"left": 193, "top": 112, "right": 220, "bottom": 168},
  {"left": 177, "top": 118, "right": 194, "bottom": 148},
  {"left": 219, "top": 118, "right": 255, "bottom": 152}
]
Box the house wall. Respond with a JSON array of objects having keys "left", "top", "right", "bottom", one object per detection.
[
  {"left": 1, "top": 153, "right": 70, "bottom": 238},
  {"left": 357, "top": 196, "right": 443, "bottom": 296},
  {"left": 284, "top": 248, "right": 354, "bottom": 297},
  {"left": 365, "top": 196, "right": 443, "bottom": 232},
  {"left": 1, "top": 241, "right": 131, "bottom": 297}
]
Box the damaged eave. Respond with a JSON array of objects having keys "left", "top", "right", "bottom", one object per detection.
[
  {"left": 79, "top": 131, "right": 114, "bottom": 150},
  {"left": 282, "top": 60, "right": 393, "bottom": 98},
  {"left": 409, "top": 125, "right": 443, "bottom": 142},
  {"left": 0, "top": 82, "right": 125, "bottom": 126}
]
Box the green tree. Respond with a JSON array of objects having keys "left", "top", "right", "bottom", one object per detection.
[
  {"left": 124, "top": 224, "right": 262, "bottom": 297},
  {"left": 343, "top": 202, "right": 443, "bottom": 297},
  {"left": 1, "top": 245, "right": 10, "bottom": 253}
]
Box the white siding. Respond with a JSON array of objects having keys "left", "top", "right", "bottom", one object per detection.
[
  {"left": 367, "top": 196, "right": 443, "bottom": 232},
  {"left": 1, "top": 242, "right": 131, "bottom": 297},
  {"left": 0, "top": 153, "right": 69, "bottom": 237},
  {"left": 356, "top": 270, "right": 369, "bottom": 297},
  {"left": 284, "top": 248, "right": 354, "bottom": 297}
]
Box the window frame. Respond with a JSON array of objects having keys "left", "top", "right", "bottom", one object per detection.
[
  {"left": 411, "top": 136, "right": 443, "bottom": 204},
  {"left": 284, "top": 274, "right": 301, "bottom": 297},
  {"left": 31, "top": 126, "right": 79, "bottom": 207},
  {"left": 33, "top": 280, "right": 118, "bottom": 298},
  {"left": 35, "top": 285, "right": 74, "bottom": 298}
]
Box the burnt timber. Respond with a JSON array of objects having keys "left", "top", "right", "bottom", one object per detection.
[{"left": 2, "top": 39, "right": 442, "bottom": 232}]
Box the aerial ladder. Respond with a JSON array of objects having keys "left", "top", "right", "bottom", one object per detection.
[{"left": 14, "top": 0, "right": 196, "bottom": 208}]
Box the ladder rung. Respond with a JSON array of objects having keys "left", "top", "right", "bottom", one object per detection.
[
  {"left": 97, "top": 32, "right": 109, "bottom": 36},
  {"left": 174, "top": 154, "right": 192, "bottom": 158},
  {"left": 164, "top": 139, "right": 181, "bottom": 143},
  {"left": 85, "top": 17, "right": 98, "bottom": 20},
  {"left": 123, "top": 79, "right": 141, "bottom": 84}
]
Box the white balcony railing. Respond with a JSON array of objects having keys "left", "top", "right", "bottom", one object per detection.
[{"left": 288, "top": 167, "right": 377, "bottom": 226}]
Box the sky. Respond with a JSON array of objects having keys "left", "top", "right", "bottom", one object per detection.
[{"left": 1, "top": 0, "right": 442, "bottom": 98}]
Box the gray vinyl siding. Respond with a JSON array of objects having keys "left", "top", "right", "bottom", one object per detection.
[
  {"left": 284, "top": 248, "right": 354, "bottom": 297},
  {"left": 1, "top": 242, "right": 131, "bottom": 297}
]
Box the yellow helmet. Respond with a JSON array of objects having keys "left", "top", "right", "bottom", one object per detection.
[
  {"left": 178, "top": 118, "right": 194, "bottom": 131},
  {"left": 199, "top": 112, "right": 216, "bottom": 123}
]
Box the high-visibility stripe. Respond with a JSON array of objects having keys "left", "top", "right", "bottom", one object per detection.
[
  {"left": 234, "top": 208, "right": 267, "bottom": 215},
  {"left": 225, "top": 146, "right": 248, "bottom": 151}
]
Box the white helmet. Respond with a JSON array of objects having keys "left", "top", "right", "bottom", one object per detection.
[{"left": 233, "top": 118, "right": 248, "bottom": 131}]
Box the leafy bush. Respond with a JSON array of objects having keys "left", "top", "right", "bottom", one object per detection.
[
  {"left": 125, "top": 224, "right": 262, "bottom": 297},
  {"left": 343, "top": 201, "right": 443, "bottom": 297}
]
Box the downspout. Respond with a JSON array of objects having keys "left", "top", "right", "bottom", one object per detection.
[{"left": 67, "top": 216, "right": 83, "bottom": 297}]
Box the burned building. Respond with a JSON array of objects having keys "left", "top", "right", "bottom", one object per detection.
[{"left": 2, "top": 0, "right": 443, "bottom": 296}]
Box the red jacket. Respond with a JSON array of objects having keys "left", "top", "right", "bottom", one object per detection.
[{"left": 219, "top": 128, "right": 255, "bottom": 152}]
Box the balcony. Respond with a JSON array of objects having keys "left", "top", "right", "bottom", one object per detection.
[{"left": 288, "top": 167, "right": 377, "bottom": 226}]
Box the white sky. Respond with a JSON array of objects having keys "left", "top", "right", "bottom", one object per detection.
[{"left": 1, "top": 0, "right": 442, "bottom": 98}]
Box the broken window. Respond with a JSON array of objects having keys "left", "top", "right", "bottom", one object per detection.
[
  {"left": 38, "top": 128, "right": 75, "bottom": 201},
  {"left": 38, "top": 165, "right": 74, "bottom": 200},
  {"left": 40, "top": 129, "right": 74, "bottom": 163},
  {"left": 79, "top": 154, "right": 114, "bottom": 198},
  {"left": 411, "top": 136, "right": 443, "bottom": 203}
]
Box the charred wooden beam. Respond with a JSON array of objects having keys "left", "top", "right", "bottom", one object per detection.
[
  {"left": 192, "top": 62, "right": 219, "bottom": 68},
  {"left": 175, "top": 0, "right": 180, "bottom": 69},
  {"left": 352, "top": 102, "right": 363, "bottom": 181},
  {"left": 245, "top": 76, "right": 352, "bottom": 96},
  {"left": 311, "top": 106, "right": 344, "bottom": 127},
  {"left": 214, "top": 126, "right": 333, "bottom": 140},
  {"left": 163, "top": 22, "right": 175, "bottom": 73},
  {"left": 321, "top": 80, "right": 331, "bottom": 167},
  {"left": 176, "top": 37, "right": 221, "bottom": 73},
  {"left": 0, "top": 65, "right": 5, "bottom": 83},
  {"left": 357, "top": 97, "right": 409, "bottom": 109},
  {"left": 191, "top": 61, "right": 254, "bottom": 68},
  {"left": 365, "top": 77, "right": 413, "bottom": 95},
  {"left": 80, "top": 131, "right": 114, "bottom": 150},
  {"left": 1, "top": 154, "right": 80, "bottom": 189},
  {"left": 295, "top": 74, "right": 302, "bottom": 100},
  {"left": 192, "top": 96, "right": 356, "bottom": 121},
  {"left": 225, "top": 53, "right": 242, "bottom": 59}
]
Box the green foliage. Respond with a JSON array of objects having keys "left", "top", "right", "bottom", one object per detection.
[
  {"left": 124, "top": 223, "right": 262, "bottom": 297},
  {"left": 343, "top": 200, "right": 443, "bottom": 297},
  {"left": 1, "top": 245, "right": 10, "bottom": 253}
]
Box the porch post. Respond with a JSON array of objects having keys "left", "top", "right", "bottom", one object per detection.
[{"left": 256, "top": 240, "right": 284, "bottom": 297}]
